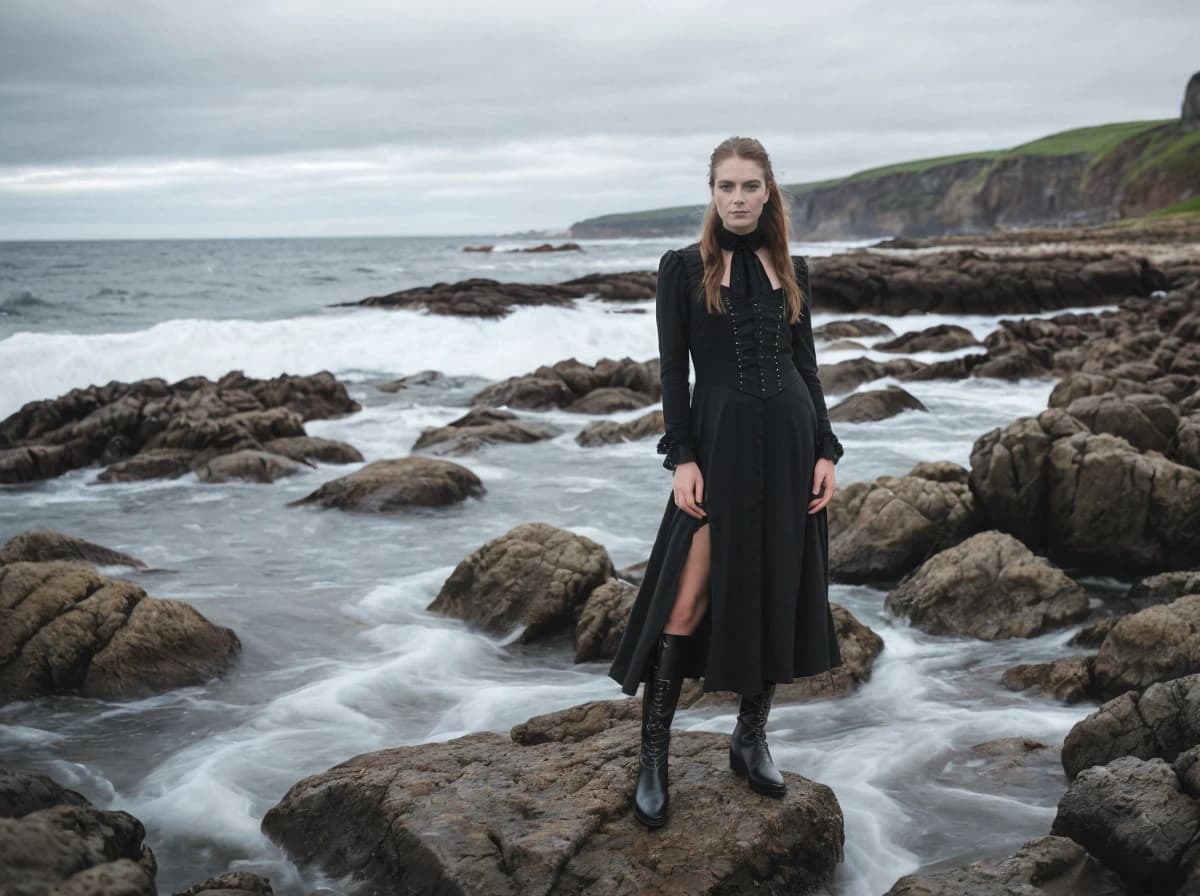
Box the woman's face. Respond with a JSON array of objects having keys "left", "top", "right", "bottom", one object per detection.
[{"left": 711, "top": 156, "right": 770, "bottom": 234}]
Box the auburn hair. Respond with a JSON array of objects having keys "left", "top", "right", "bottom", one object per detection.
[{"left": 698, "top": 136, "right": 805, "bottom": 324}]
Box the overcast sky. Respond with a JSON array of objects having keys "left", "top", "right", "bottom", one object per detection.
[{"left": 0, "top": 0, "right": 1195, "bottom": 240}]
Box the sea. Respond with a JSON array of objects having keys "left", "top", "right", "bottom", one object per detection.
[{"left": 0, "top": 235, "right": 1125, "bottom": 894}]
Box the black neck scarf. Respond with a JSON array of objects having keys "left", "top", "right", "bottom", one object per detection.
[{"left": 715, "top": 215, "right": 767, "bottom": 297}]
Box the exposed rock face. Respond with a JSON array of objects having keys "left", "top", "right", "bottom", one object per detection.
[
  {"left": 1183, "top": 70, "right": 1200, "bottom": 132},
  {"left": 289, "top": 456, "right": 484, "bottom": 512},
  {"left": 886, "top": 531, "right": 1088, "bottom": 639},
  {"left": 428, "top": 523, "right": 614, "bottom": 643},
  {"left": 1001, "top": 656, "right": 1095, "bottom": 704},
  {"left": 873, "top": 323, "right": 980, "bottom": 353},
  {"left": 173, "top": 872, "right": 274, "bottom": 896},
  {"left": 828, "top": 385, "right": 927, "bottom": 422},
  {"left": 1061, "top": 672, "right": 1200, "bottom": 781},
  {"left": 413, "top": 407, "right": 561, "bottom": 455},
  {"left": 1091, "top": 594, "right": 1200, "bottom": 699},
  {"left": 1064, "top": 392, "right": 1180, "bottom": 453},
  {"left": 0, "top": 528, "right": 145, "bottom": 569},
  {"left": 884, "top": 834, "right": 1125, "bottom": 896},
  {"left": 828, "top": 464, "right": 981, "bottom": 583},
  {"left": 1128, "top": 571, "right": 1200, "bottom": 610},
  {"left": 818, "top": 357, "right": 926, "bottom": 396},
  {"left": 0, "top": 561, "right": 240, "bottom": 704},
  {"left": 0, "top": 768, "right": 156, "bottom": 896},
  {"left": 258, "top": 435, "right": 363, "bottom": 465},
  {"left": 968, "top": 407, "right": 1200, "bottom": 574},
  {"left": 574, "top": 577, "right": 637, "bottom": 662},
  {"left": 193, "top": 448, "right": 306, "bottom": 483},
  {"left": 473, "top": 357, "right": 660, "bottom": 413},
  {"left": 812, "top": 318, "right": 896, "bottom": 340},
  {"left": 262, "top": 723, "right": 845, "bottom": 895},
  {"left": 576, "top": 409, "right": 663, "bottom": 447},
  {"left": 0, "top": 370, "right": 361, "bottom": 484}
]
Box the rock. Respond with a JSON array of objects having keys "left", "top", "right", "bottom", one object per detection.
[
  {"left": 828, "top": 468, "right": 980, "bottom": 583},
  {"left": 1184, "top": 70, "right": 1200, "bottom": 132},
  {"left": 377, "top": 369, "right": 457, "bottom": 392},
  {"left": 576, "top": 410, "right": 664, "bottom": 447},
  {"left": 1064, "top": 392, "right": 1180, "bottom": 453},
  {"left": 1173, "top": 412, "right": 1200, "bottom": 469},
  {"left": 969, "top": 408, "right": 1200, "bottom": 574},
  {"left": 0, "top": 561, "right": 240, "bottom": 704},
  {"left": 615, "top": 560, "right": 648, "bottom": 586},
  {"left": 1068, "top": 616, "right": 1120, "bottom": 647},
  {"left": 884, "top": 834, "right": 1124, "bottom": 896},
  {"left": 173, "top": 871, "right": 274, "bottom": 896},
  {"left": 289, "top": 456, "right": 484, "bottom": 512},
  {"left": 427, "top": 523, "right": 614, "bottom": 643},
  {"left": 828, "top": 385, "right": 927, "bottom": 422},
  {"left": 897, "top": 353, "right": 988, "bottom": 382},
  {"left": 1061, "top": 672, "right": 1200, "bottom": 780},
  {"left": 1001, "top": 656, "right": 1095, "bottom": 703},
  {"left": 1051, "top": 755, "right": 1200, "bottom": 892},
  {"left": 1091, "top": 594, "right": 1200, "bottom": 699},
  {"left": 413, "top": 407, "right": 560, "bottom": 455},
  {"left": 259, "top": 435, "right": 364, "bottom": 465},
  {"left": 0, "top": 768, "right": 156, "bottom": 896},
  {"left": 194, "top": 449, "right": 307, "bottom": 483},
  {"left": 261, "top": 724, "right": 845, "bottom": 895},
  {"left": 473, "top": 357, "right": 659, "bottom": 412},
  {"left": 907, "top": 460, "right": 970, "bottom": 484},
  {"left": 574, "top": 578, "right": 637, "bottom": 662},
  {"left": 1127, "top": 570, "right": 1200, "bottom": 610},
  {"left": 0, "top": 528, "right": 145, "bottom": 569},
  {"left": 812, "top": 318, "right": 896, "bottom": 340},
  {"left": 339, "top": 277, "right": 586, "bottom": 318},
  {"left": 0, "top": 370, "right": 360, "bottom": 484},
  {"left": 885, "top": 531, "right": 1089, "bottom": 639},
  {"left": 1048, "top": 372, "right": 1162, "bottom": 408},
  {"left": 510, "top": 698, "right": 642, "bottom": 746},
  {"left": 873, "top": 323, "right": 980, "bottom": 353},
  {"left": 558, "top": 269, "right": 657, "bottom": 301},
  {"left": 818, "top": 357, "right": 926, "bottom": 395}
]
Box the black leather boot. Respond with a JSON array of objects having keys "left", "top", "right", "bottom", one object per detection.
[
  {"left": 729, "top": 679, "right": 786, "bottom": 796},
  {"left": 634, "top": 632, "right": 690, "bottom": 827}
]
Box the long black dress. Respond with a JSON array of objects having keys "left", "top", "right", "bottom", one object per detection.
[{"left": 607, "top": 222, "right": 845, "bottom": 698}]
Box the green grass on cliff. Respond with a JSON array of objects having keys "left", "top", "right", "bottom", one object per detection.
[{"left": 1147, "top": 194, "right": 1200, "bottom": 217}]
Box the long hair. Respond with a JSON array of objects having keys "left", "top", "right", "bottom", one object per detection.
[{"left": 699, "top": 137, "right": 804, "bottom": 324}]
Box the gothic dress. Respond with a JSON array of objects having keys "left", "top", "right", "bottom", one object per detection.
[{"left": 606, "top": 222, "right": 845, "bottom": 698}]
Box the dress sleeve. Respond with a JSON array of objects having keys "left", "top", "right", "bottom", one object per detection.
[
  {"left": 791, "top": 257, "right": 845, "bottom": 465},
  {"left": 654, "top": 249, "right": 699, "bottom": 471}
]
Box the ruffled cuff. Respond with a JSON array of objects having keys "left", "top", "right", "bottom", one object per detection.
[
  {"left": 818, "top": 431, "right": 845, "bottom": 465},
  {"left": 656, "top": 432, "right": 699, "bottom": 471}
]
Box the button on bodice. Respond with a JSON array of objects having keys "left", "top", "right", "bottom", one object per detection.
[{"left": 717, "top": 285, "right": 788, "bottom": 398}]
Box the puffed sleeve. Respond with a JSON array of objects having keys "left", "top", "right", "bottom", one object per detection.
[
  {"left": 653, "top": 249, "right": 699, "bottom": 471},
  {"left": 791, "top": 257, "right": 845, "bottom": 465}
]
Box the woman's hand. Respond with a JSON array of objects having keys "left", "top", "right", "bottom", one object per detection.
[
  {"left": 808, "top": 458, "right": 836, "bottom": 514},
  {"left": 673, "top": 462, "right": 707, "bottom": 520}
]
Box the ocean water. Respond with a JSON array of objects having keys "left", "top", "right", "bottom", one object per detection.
[{"left": 0, "top": 235, "right": 1125, "bottom": 894}]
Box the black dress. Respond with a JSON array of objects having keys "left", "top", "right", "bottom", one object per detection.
[{"left": 607, "top": 222, "right": 845, "bottom": 698}]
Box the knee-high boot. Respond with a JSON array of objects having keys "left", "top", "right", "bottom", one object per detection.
[
  {"left": 633, "top": 632, "right": 690, "bottom": 827},
  {"left": 729, "top": 679, "right": 786, "bottom": 796}
]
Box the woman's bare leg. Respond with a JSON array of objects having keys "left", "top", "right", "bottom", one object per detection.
[{"left": 663, "top": 524, "right": 711, "bottom": 635}]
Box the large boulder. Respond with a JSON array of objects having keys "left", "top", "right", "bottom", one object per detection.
[
  {"left": 1091, "top": 594, "right": 1200, "bottom": 699},
  {"left": 0, "top": 561, "right": 240, "bottom": 704},
  {"left": 0, "top": 528, "right": 145, "bottom": 569},
  {"left": 827, "top": 385, "right": 927, "bottom": 423},
  {"left": 428, "top": 523, "right": 614, "bottom": 643},
  {"left": 289, "top": 456, "right": 484, "bottom": 512},
  {"left": 1063, "top": 392, "right": 1180, "bottom": 453},
  {"left": 885, "top": 834, "right": 1124, "bottom": 896},
  {"left": 828, "top": 463, "right": 981, "bottom": 583},
  {"left": 473, "top": 357, "right": 659, "bottom": 412},
  {"left": 576, "top": 410, "right": 664, "bottom": 447},
  {"left": 0, "top": 768, "right": 156, "bottom": 895},
  {"left": 262, "top": 723, "right": 845, "bottom": 895},
  {"left": 884, "top": 530, "right": 1089, "bottom": 640},
  {"left": 413, "top": 407, "right": 560, "bottom": 455},
  {"left": 873, "top": 323, "right": 980, "bottom": 354}
]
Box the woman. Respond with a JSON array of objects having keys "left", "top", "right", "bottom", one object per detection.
[{"left": 606, "top": 136, "right": 845, "bottom": 828}]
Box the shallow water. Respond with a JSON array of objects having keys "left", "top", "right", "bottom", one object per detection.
[{"left": 0, "top": 235, "right": 1124, "bottom": 894}]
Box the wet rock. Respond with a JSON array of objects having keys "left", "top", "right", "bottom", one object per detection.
[
  {"left": 885, "top": 834, "right": 1124, "bottom": 896},
  {"left": 428, "top": 522, "right": 614, "bottom": 643},
  {"left": 0, "top": 561, "right": 240, "bottom": 704},
  {"left": 413, "top": 407, "right": 560, "bottom": 455},
  {"left": 1064, "top": 392, "right": 1180, "bottom": 453},
  {"left": 885, "top": 531, "right": 1089, "bottom": 640},
  {"left": 262, "top": 723, "right": 845, "bottom": 895},
  {"left": 818, "top": 356, "right": 927, "bottom": 395},
  {"left": 907, "top": 460, "right": 970, "bottom": 484},
  {"left": 1001, "top": 656, "right": 1095, "bottom": 703},
  {"left": 873, "top": 323, "right": 980, "bottom": 353},
  {"left": 289, "top": 456, "right": 484, "bottom": 512},
  {"left": 576, "top": 410, "right": 663, "bottom": 447},
  {"left": 574, "top": 577, "right": 637, "bottom": 663},
  {"left": 1174, "top": 412, "right": 1200, "bottom": 469},
  {"left": 812, "top": 318, "right": 896, "bottom": 340},
  {"left": 173, "top": 871, "right": 274, "bottom": 896},
  {"left": 0, "top": 767, "right": 90, "bottom": 817},
  {"left": 258, "top": 435, "right": 364, "bottom": 465},
  {"left": 378, "top": 369, "right": 457, "bottom": 392},
  {"left": 897, "top": 353, "right": 988, "bottom": 382},
  {"left": 1061, "top": 672, "right": 1200, "bottom": 780},
  {"left": 1068, "top": 616, "right": 1120, "bottom": 647},
  {"left": 1127, "top": 570, "right": 1200, "bottom": 610},
  {"left": 340, "top": 277, "right": 585, "bottom": 318},
  {"left": 0, "top": 528, "right": 145, "bottom": 569},
  {"left": 1051, "top": 755, "right": 1200, "bottom": 893},
  {"left": 473, "top": 357, "right": 659, "bottom": 412},
  {"left": 828, "top": 467, "right": 981, "bottom": 583},
  {"left": 828, "top": 385, "right": 927, "bottom": 422},
  {"left": 0, "top": 370, "right": 360, "bottom": 484},
  {"left": 510, "top": 697, "right": 642, "bottom": 746},
  {"left": 558, "top": 269, "right": 657, "bottom": 301},
  {"left": 1091, "top": 594, "right": 1200, "bottom": 699},
  {"left": 194, "top": 449, "right": 307, "bottom": 483},
  {"left": 96, "top": 448, "right": 197, "bottom": 482}
]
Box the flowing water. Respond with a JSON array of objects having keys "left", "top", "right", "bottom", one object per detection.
[{"left": 0, "top": 235, "right": 1125, "bottom": 894}]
